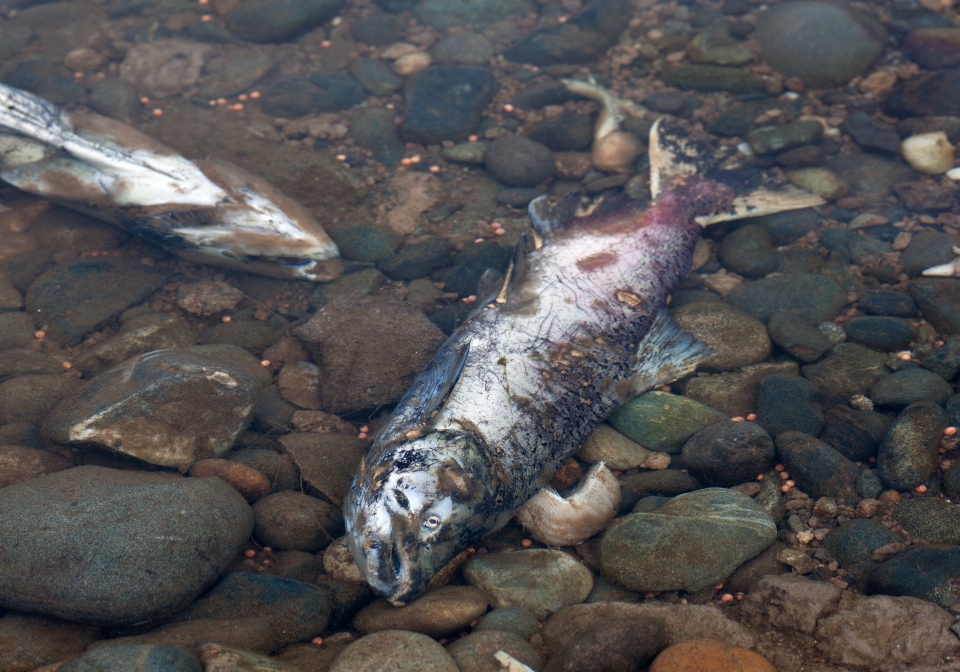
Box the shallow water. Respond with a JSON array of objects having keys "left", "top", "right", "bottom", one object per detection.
[{"left": 0, "top": 0, "right": 959, "bottom": 669}]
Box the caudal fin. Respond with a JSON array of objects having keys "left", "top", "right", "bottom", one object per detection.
[{"left": 649, "top": 119, "right": 825, "bottom": 226}]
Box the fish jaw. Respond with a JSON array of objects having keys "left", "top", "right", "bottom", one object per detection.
[{"left": 343, "top": 431, "right": 501, "bottom": 604}]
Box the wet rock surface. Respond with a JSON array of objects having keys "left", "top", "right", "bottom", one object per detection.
[
  {"left": 42, "top": 349, "right": 259, "bottom": 470},
  {"left": 0, "top": 466, "right": 253, "bottom": 625}
]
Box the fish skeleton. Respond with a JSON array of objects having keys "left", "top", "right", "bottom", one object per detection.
[
  {"left": 343, "top": 120, "right": 824, "bottom": 605},
  {"left": 0, "top": 82, "right": 341, "bottom": 281}
]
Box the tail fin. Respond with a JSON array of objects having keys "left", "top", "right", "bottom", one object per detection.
[{"left": 649, "top": 119, "right": 825, "bottom": 226}]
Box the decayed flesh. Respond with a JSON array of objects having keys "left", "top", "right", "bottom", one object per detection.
[
  {"left": 344, "top": 119, "right": 823, "bottom": 606},
  {"left": 0, "top": 82, "right": 340, "bottom": 281}
]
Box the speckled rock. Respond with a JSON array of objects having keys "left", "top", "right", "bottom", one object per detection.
[
  {"left": 329, "top": 630, "right": 458, "bottom": 672},
  {"left": 775, "top": 432, "right": 860, "bottom": 500},
  {"left": 607, "top": 391, "right": 727, "bottom": 454},
  {"left": 681, "top": 421, "right": 775, "bottom": 487},
  {"left": 464, "top": 549, "right": 593, "bottom": 619},
  {"left": 877, "top": 401, "right": 950, "bottom": 491},
  {"left": 41, "top": 350, "right": 258, "bottom": 470},
  {"left": 599, "top": 488, "right": 776, "bottom": 592},
  {"left": 0, "top": 466, "right": 253, "bottom": 625},
  {"left": 892, "top": 498, "right": 960, "bottom": 544},
  {"left": 293, "top": 295, "right": 445, "bottom": 414},
  {"left": 173, "top": 573, "right": 329, "bottom": 647},
  {"left": 822, "top": 518, "right": 899, "bottom": 582},
  {"left": 671, "top": 302, "right": 770, "bottom": 372}
]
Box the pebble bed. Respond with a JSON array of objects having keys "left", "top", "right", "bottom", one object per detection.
[{"left": 1, "top": 0, "right": 960, "bottom": 669}]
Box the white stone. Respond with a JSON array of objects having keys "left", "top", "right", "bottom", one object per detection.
[{"left": 901, "top": 132, "right": 955, "bottom": 175}]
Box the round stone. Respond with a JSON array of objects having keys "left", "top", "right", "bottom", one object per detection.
[
  {"left": 682, "top": 421, "right": 775, "bottom": 487},
  {"left": 671, "top": 302, "right": 771, "bottom": 372},
  {"left": 252, "top": 491, "right": 344, "bottom": 552},
  {"left": 353, "top": 586, "right": 490, "bottom": 638},
  {"left": 485, "top": 135, "right": 555, "bottom": 187},
  {"left": 756, "top": 1, "right": 887, "bottom": 87},
  {"left": 329, "top": 630, "right": 459, "bottom": 672}
]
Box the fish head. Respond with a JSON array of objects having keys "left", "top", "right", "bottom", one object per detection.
[{"left": 343, "top": 430, "right": 500, "bottom": 605}]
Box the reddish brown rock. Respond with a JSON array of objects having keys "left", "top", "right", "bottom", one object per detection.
[
  {"left": 190, "top": 458, "right": 271, "bottom": 502},
  {"left": 649, "top": 638, "right": 776, "bottom": 672},
  {"left": 0, "top": 445, "right": 73, "bottom": 488},
  {"left": 277, "top": 361, "right": 322, "bottom": 410}
]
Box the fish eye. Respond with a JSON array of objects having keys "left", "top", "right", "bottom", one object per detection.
[{"left": 424, "top": 515, "right": 442, "bottom": 529}]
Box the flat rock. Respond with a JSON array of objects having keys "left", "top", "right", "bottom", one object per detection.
[
  {"left": 867, "top": 545, "right": 960, "bottom": 608},
  {"left": 353, "top": 586, "right": 489, "bottom": 637},
  {"left": 278, "top": 432, "right": 366, "bottom": 506},
  {"left": 463, "top": 549, "right": 593, "bottom": 619},
  {"left": 293, "top": 295, "right": 445, "bottom": 414},
  {"left": 25, "top": 256, "right": 174, "bottom": 347},
  {"left": 0, "top": 466, "right": 253, "bottom": 625},
  {"left": 42, "top": 350, "right": 259, "bottom": 470},
  {"left": 599, "top": 488, "right": 776, "bottom": 592},
  {"left": 90, "top": 617, "right": 275, "bottom": 655},
  {"left": 814, "top": 593, "right": 958, "bottom": 668},
  {"left": 74, "top": 313, "right": 198, "bottom": 376},
  {"left": 801, "top": 343, "right": 891, "bottom": 407}
]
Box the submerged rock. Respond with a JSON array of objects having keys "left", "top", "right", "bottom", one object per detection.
[
  {"left": 42, "top": 349, "right": 259, "bottom": 470},
  {"left": 0, "top": 466, "right": 252, "bottom": 625}
]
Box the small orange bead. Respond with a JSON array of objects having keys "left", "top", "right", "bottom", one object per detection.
[
  {"left": 520, "top": 539, "right": 532, "bottom": 548},
  {"left": 250, "top": 91, "right": 261, "bottom": 99},
  {"left": 34, "top": 331, "right": 45, "bottom": 339},
  {"left": 260, "top": 360, "right": 271, "bottom": 367},
  {"left": 746, "top": 413, "right": 757, "bottom": 421},
  {"left": 140, "top": 96, "right": 150, "bottom": 104},
  {"left": 946, "top": 427, "right": 957, "bottom": 436},
  {"left": 429, "top": 165, "right": 440, "bottom": 173},
  {"left": 201, "top": 14, "right": 212, "bottom": 21},
  {"left": 468, "top": 135, "right": 478, "bottom": 142},
  {"left": 731, "top": 416, "right": 745, "bottom": 422},
  {"left": 916, "top": 484, "right": 928, "bottom": 493},
  {"left": 222, "top": 315, "right": 232, "bottom": 322},
  {"left": 152, "top": 108, "right": 163, "bottom": 117},
  {"left": 244, "top": 549, "right": 256, "bottom": 558},
  {"left": 62, "top": 362, "right": 73, "bottom": 370},
  {"left": 320, "top": 40, "right": 331, "bottom": 48},
  {"left": 311, "top": 637, "right": 323, "bottom": 646},
  {"left": 503, "top": 104, "right": 514, "bottom": 112}
]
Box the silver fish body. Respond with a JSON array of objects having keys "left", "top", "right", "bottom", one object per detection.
[
  {"left": 0, "top": 82, "right": 341, "bottom": 281},
  {"left": 343, "top": 121, "right": 823, "bottom": 605}
]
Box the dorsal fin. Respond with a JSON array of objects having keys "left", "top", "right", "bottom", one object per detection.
[
  {"left": 648, "top": 119, "right": 716, "bottom": 200},
  {"left": 496, "top": 231, "right": 530, "bottom": 304},
  {"left": 372, "top": 339, "right": 470, "bottom": 446}
]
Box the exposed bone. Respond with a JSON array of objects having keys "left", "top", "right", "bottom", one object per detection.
[{"left": 515, "top": 461, "right": 621, "bottom": 546}]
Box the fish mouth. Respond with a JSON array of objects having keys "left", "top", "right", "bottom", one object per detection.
[{"left": 370, "top": 536, "right": 428, "bottom": 606}]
